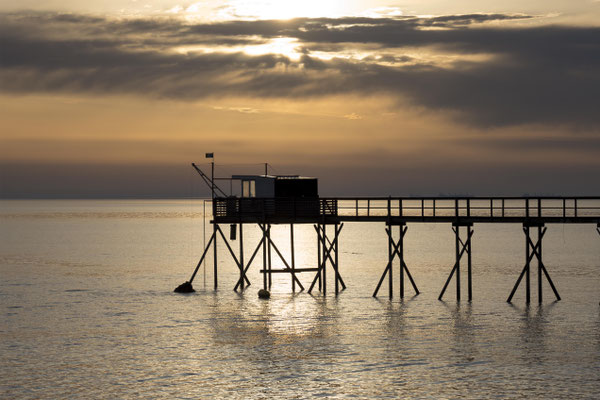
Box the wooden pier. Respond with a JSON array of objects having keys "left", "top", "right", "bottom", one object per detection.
[{"left": 179, "top": 195, "right": 600, "bottom": 303}]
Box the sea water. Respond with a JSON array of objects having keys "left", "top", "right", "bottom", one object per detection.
[{"left": 1, "top": 199, "right": 600, "bottom": 398}]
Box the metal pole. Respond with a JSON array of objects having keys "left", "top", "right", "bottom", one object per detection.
[
  {"left": 538, "top": 225, "right": 542, "bottom": 303},
  {"left": 317, "top": 224, "right": 322, "bottom": 291},
  {"left": 322, "top": 224, "right": 327, "bottom": 295},
  {"left": 335, "top": 223, "right": 340, "bottom": 296},
  {"left": 291, "top": 224, "right": 296, "bottom": 292},
  {"left": 239, "top": 223, "right": 245, "bottom": 291},
  {"left": 268, "top": 224, "right": 272, "bottom": 288},
  {"left": 525, "top": 226, "right": 531, "bottom": 303},
  {"left": 467, "top": 225, "right": 472, "bottom": 301},
  {"left": 262, "top": 224, "right": 267, "bottom": 290},
  {"left": 388, "top": 224, "right": 393, "bottom": 299},
  {"left": 456, "top": 226, "right": 461, "bottom": 301},
  {"left": 399, "top": 225, "right": 404, "bottom": 298},
  {"left": 211, "top": 161, "right": 215, "bottom": 199},
  {"left": 213, "top": 221, "right": 218, "bottom": 289}
]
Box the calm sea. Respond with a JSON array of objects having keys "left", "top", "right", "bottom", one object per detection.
[{"left": 1, "top": 199, "right": 600, "bottom": 398}]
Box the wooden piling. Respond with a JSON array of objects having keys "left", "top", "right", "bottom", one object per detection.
[{"left": 290, "top": 224, "right": 295, "bottom": 292}]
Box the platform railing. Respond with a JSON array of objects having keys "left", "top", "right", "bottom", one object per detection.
[
  {"left": 213, "top": 196, "right": 600, "bottom": 221},
  {"left": 214, "top": 197, "right": 332, "bottom": 219},
  {"left": 330, "top": 197, "right": 600, "bottom": 219}
]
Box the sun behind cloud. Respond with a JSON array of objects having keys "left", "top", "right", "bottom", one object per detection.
[{"left": 195, "top": 0, "right": 347, "bottom": 20}]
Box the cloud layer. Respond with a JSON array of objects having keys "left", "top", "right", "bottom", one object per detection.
[{"left": 2, "top": 11, "right": 600, "bottom": 128}]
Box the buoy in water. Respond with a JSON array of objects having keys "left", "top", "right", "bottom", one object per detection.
[
  {"left": 258, "top": 289, "right": 270, "bottom": 299},
  {"left": 174, "top": 281, "right": 195, "bottom": 293}
]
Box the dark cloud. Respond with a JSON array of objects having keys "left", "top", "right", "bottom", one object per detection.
[{"left": 1, "top": 11, "right": 600, "bottom": 128}]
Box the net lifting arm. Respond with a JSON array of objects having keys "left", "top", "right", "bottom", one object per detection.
[{"left": 191, "top": 163, "right": 228, "bottom": 198}]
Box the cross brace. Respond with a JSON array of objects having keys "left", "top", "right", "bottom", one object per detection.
[
  {"left": 308, "top": 223, "right": 345, "bottom": 295},
  {"left": 507, "top": 225, "right": 560, "bottom": 303},
  {"left": 258, "top": 223, "right": 305, "bottom": 292},
  {"left": 373, "top": 224, "right": 420, "bottom": 299},
  {"left": 186, "top": 225, "right": 253, "bottom": 290},
  {"left": 439, "top": 225, "right": 474, "bottom": 301}
]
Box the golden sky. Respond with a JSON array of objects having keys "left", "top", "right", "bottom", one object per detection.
[{"left": 1, "top": 1, "right": 599, "bottom": 197}]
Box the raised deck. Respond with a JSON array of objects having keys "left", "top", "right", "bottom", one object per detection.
[
  {"left": 213, "top": 196, "right": 600, "bottom": 225},
  {"left": 177, "top": 195, "right": 600, "bottom": 302},
  {"left": 178, "top": 160, "right": 600, "bottom": 302}
]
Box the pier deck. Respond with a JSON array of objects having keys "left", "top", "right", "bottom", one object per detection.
[
  {"left": 213, "top": 196, "right": 600, "bottom": 225},
  {"left": 178, "top": 196, "right": 600, "bottom": 303}
]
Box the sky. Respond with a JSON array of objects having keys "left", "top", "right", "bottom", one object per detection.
[{"left": 1, "top": 1, "right": 599, "bottom": 198}]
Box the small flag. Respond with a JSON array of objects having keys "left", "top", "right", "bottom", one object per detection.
[{"left": 205, "top": 152, "right": 214, "bottom": 158}]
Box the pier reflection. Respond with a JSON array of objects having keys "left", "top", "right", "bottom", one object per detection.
[
  {"left": 206, "top": 293, "right": 341, "bottom": 366},
  {"left": 514, "top": 303, "right": 551, "bottom": 365}
]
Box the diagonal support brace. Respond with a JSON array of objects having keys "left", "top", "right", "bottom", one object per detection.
[
  {"left": 216, "top": 225, "right": 251, "bottom": 290},
  {"left": 373, "top": 225, "right": 420, "bottom": 298},
  {"left": 507, "top": 225, "right": 560, "bottom": 303},
  {"left": 258, "top": 224, "right": 305, "bottom": 291},
  {"left": 308, "top": 223, "right": 344, "bottom": 294},
  {"left": 233, "top": 234, "right": 266, "bottom": 291},
  {"left": 438, "top": 225, "right": 474, "bottom": 301},
  {"left": 313, "top": 224, "right": 346, "bottom": 290}
]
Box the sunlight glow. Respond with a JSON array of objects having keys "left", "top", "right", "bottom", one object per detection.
[
  {"left": 173, "top": 37, "right": 301, "bottom": 60},
  {"left": 231, "top": 0, "right": 345, "bottom": 19},
  {"left": 183, "top": 0, "right": 346, "bottom": 21}
]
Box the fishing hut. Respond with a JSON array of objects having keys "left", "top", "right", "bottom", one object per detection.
[
  {"left": 174, "top": 157, "right": 342, "bottom": 296},
  {"left": 176, "top": 156, "right": 600, "bottom": 303}
]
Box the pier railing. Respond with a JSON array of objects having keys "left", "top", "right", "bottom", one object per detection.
[
  {"left": 213, "top": 196, "right": 600, "bottom": 222},
  {"left": 331, "top": 197, "right": 600, "bottom": 220}
]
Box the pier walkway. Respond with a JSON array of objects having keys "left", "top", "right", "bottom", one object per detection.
[{"left": 179, "top": 196, "right": 600, "bottom": 303}]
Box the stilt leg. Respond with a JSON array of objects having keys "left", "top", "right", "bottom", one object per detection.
[
  {"left": 456, "top": 226, "right": 461, "bottom": 301},
  {"left": 309, "top": 224, "right": 343, "bottom": 294},
  {"left": 399, "top": 230, "right": 404, "bottom": 299},
  {"left": 467, "top": 225, "right": 473, "bottom": 301},
  {"left": 233, "top": 235, "right": 265, "bottom": 291},
  {"left": 538, "top": 226, "right": 542, "bottom": 303},
  {"left": 388, "top": 224, "right": 393, "bottom": 299},
  {"left": 525, "top": 226, "right": 530, "bottom": 303},
  {"left": 215, "top": 226, "right": 249, "bottom": 289},
  {"left": 291, "top": 224, "right": 295, "bottom": 292},
  {"left": 213, "top": 222, "right": 218, "bottom": 289},
  {"left": 267, "top": 224, "right": 272, "bottom": 288},
  {"left": 335, "top": 223, "right": 340, "bottom": 296},
  {"left": 239, "top": 223, "right": 245, "bottom": 291},
  {"left": 262, "top": 224, "right": 267, "bottom": 290},
  {"left": 258, "top": 224, "right": 304, "bottom": 290},
  {"left": 317, "top": 225, "right": 322, "bottom": 291},
  {"left": 439, "top": 225, "right": 473, "bottom": 301},
  {"left": 508, "top": 224, "right": 558, "bottom": 303},
  {"left": 322, "top": 224, "right": 327, "bottom": 295},
  {"left": 375, "top": 224, "right": 418, "bottom": 298}
]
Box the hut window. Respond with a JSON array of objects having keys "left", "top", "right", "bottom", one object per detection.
[{"left": 242, "top": 180, "right": 256, "bottom": 197}]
